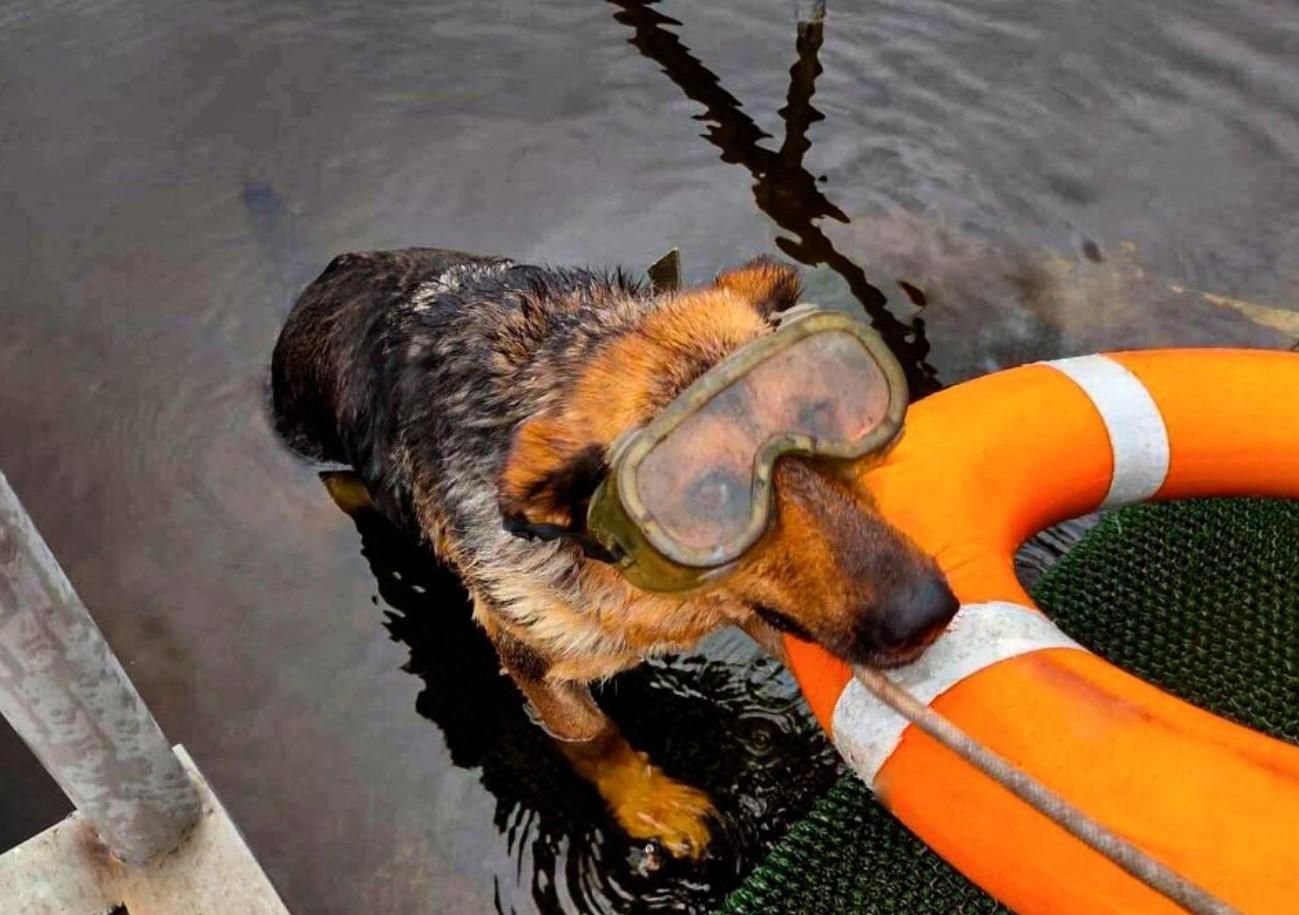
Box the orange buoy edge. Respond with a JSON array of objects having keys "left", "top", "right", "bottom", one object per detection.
[{"left": 786, "top": 349, "right": 1299, "bottom": 915}]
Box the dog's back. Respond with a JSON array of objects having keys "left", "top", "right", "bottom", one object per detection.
[
  {"left": 271, "top": 248, "right": 506, "bottom": 463},
  {"left": 271, "top": 247, "right": 651, "bottom": 549}
]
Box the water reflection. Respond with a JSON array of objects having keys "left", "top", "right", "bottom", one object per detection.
[
  {"left": 608, "top": 0, "right": 1296, "bottom": 387},
  {"left": 337, "top": 478, "right": 840, "bottom": 914},
  {"left": 609, "top": 0, "right": 943, "bottom": 397}
]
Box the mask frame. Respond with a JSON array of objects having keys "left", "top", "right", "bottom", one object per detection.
[{"left": 586, "top": 308, "right": 909, "bottom": 593}]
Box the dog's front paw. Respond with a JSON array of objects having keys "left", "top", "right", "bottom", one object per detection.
[{"left": 604, "top": 753, "right": 714, "bottom": 860}]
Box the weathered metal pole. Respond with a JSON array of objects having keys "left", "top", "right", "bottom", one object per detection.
[{"left": 0, "top": 470, "right": 201, "bottom": 862}]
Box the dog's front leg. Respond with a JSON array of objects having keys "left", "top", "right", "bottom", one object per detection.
[
  {"left": 558, "top": 715, "right": 714, "bottom": 860},
  {"left": 486, "top": 624, "right": 714, "bottom": 858}
]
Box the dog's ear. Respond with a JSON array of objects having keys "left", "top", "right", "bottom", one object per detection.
[
  {"left": 499, "top": 416, "right": 608, "bottom": 534},
  {"left": 714, "top": 258, "right": 801, "bottom": 317}
]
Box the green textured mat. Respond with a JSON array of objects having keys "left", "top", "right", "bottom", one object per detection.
[{"left": 717, "top": 498, "right": 1299, "bottom": 914}]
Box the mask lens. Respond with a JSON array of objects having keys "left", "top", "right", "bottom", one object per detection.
[{"left": 634, "top": 329, "right": 891, "bottom": 555}]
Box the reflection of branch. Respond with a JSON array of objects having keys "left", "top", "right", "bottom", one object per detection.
[
  {"left": 608, "top": 0, "right": 940, "bottom": 397},
  {"left": 778, "top": 20, "right": 828, "bottom": 174}
]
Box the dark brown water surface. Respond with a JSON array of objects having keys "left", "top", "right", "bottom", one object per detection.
[{"left": 2, "top": 1, "right": 1297, "bottom": 912}]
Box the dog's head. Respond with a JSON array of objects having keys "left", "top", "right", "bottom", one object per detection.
[{"left": 499, "top": 259, "right": 956, "bottom": 668}]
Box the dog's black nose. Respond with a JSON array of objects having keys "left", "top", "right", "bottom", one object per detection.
[{"left": 874, "top": 574, "right": 960, "bottom": 652}]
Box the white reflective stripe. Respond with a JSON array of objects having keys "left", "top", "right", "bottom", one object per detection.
[
  {"left": 1044, "top": 355, "right": 1171, "bottom": 509},
  {"left": 830, "top": 601, "right": 1086, "bottom": 786}
]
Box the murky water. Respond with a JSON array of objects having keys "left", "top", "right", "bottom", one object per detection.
[{"left": 1, "top": 0, "right": 1297, "bottom": 912}]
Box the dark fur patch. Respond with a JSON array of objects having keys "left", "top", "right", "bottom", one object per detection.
[
  {"left": 501, "top": 514, "right": 624, "bottom": 564},
  {"left": 497, "top": 430, "right": 625, "bottom": 560},
  {"left": 513, "top": 443, "right": 608, "bottom": 528},
  {"left": 270, "top": 248, "right": 641, "bottom": 542},
  {"left": 492, "top": 625, "right": 551, "bottom": 683},
  {"left": 753, "top": 604, "right": 815, "bottom": 642}
]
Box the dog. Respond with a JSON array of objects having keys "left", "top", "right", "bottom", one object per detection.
[{"left": 270, "top": 248, "right": 958, "bottom": 858}]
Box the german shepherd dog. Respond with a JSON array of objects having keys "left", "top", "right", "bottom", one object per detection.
[{"left": 271, "top": 248, "right": 957, "bottom": 858}]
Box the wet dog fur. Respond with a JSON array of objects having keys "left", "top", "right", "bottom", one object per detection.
[{"left": 271, "top": 248, "right": 956, "bottom": 857}]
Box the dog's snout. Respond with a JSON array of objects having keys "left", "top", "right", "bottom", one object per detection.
[{"left": 874, "top": 574, "right": 959, "bottom": 653}]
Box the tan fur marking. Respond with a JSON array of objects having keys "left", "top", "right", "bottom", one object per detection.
[
  {"left": 725, "top": 462, "right": 865, "bottom": 627},
  {"left": 499, "top": 287, "right": 771, "bottom": 525},
  {"left": 713, "top": 260, "right": 801, "bottom": 315},
  {"left": 561, "top": 724, "right": 713, "bottom": 860},
  {"left": 498, "top": 415, "right": 590, "bottom": 526},
  {"left": 572, "top": 290, "right": 769, "bottom": 445}
]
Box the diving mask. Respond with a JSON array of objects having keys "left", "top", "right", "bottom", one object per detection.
[{"left": 587, "top": 307, "right": 908, "bottom": 593}]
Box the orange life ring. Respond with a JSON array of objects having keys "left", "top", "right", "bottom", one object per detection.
[{"left": 787, "top": 349, "right": 1299, "bottom": 915}]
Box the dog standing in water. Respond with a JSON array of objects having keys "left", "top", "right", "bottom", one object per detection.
[{"left": 271, "top": 248, "right": 957, "bottom": 857}]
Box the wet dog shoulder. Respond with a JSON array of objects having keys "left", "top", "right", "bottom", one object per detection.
[{"left": 309, "top": 247, "right": 513, "bottom": 300}]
